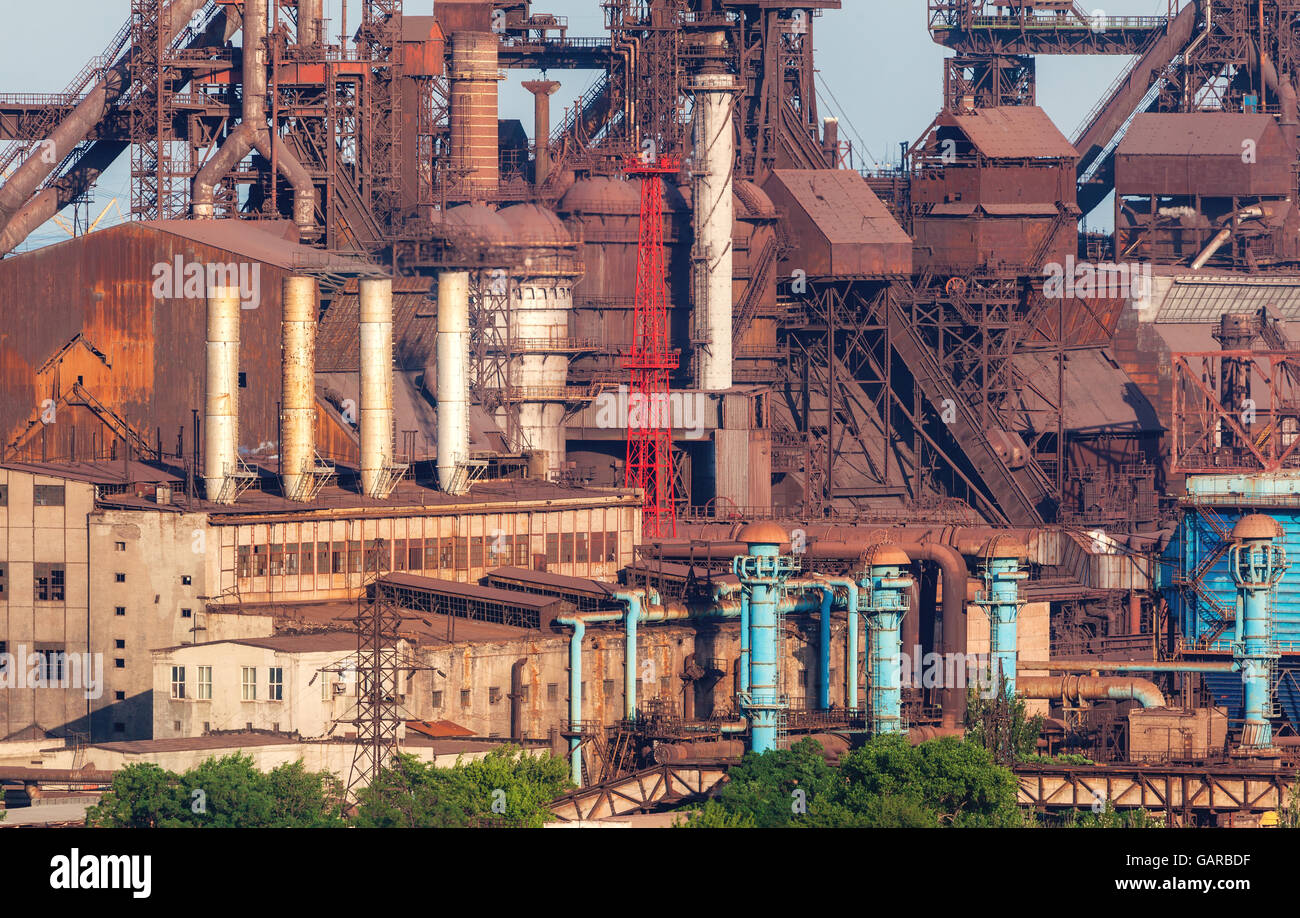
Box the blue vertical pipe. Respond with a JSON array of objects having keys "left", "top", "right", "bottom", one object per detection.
[
  {"left": 613, "top": 590, "right": 643, "bottom": 721},
  {"left": 739, "top": 589, "right": 750, "bottom": 695},
  {"left": 977, "top": 544, "right": 1027, "bottom": 697},
  {"left": 817, "top": 584, "right": 833, "bottom": 709},
  {"left": 859, "top": 550, "right": 913, "bottom": 735},
  {"left": 1229, "top": 515, "right": 1287, "bottom": 754},
  {"left": 565, "top": 617, "right": 585, "bottom": 784},
  {"left": 734, "top": 525, "right": 797, "bottom": 754}
]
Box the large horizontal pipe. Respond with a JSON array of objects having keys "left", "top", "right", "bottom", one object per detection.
[
  {"left": 1018, "top": 675, "right": 1165, "bottom": 709},
  {"left": 1019, "top": 659, "right": 1235, "bottom": 674}
]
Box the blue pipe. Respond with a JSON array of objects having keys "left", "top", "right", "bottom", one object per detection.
[
  {"left": 1229, "top": 517, "right": 1287, "bottom": 753},
  {"left": 816, "top": 583, "right": 833, "bottom": 709},
  {"left": 612, "top": 590, "right": 644, "bottom": 721},
  {"left": 859, "top": 550, "right": 913, "bottom": 735},
  {"left": 560, "top": 615, "right": 586, "bottom": 785},
  {"left": 976, "top": 547, "right": 1027, "bottom": 697},
  {"left": 733, "top": 528, "right": 799, "bottom": 754},
  {"left": 739, "top": 589, "right": 750, "bottom": 696}
]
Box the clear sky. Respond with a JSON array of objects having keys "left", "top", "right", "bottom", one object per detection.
[{"left": 0, "top": 0, "right": 1172, "bottom": 250}]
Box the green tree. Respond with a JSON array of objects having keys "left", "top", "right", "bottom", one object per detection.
[
  {"left": 86, "top": 762, "right": 188, "bottom": 828},
  {"left": 1277, "top": 772, "right": 1300, "bottom": 828},
  {"left": 966, "top": 680, "right": 1043, "bottom": 763},
  {"left": 679, "top": 738, "right": 838, "bottom": 828}
]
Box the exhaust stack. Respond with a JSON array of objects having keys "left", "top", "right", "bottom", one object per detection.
[
  {"left": 359, "top": 278, "right": 396, "bottom": 498},
  {"left": 437, "top": 271, "right": 471, "bottom": 493},
  {"left": 281, "top": 275, "right": 318, "bottom": 501},
  {"left": 690, "top": 54, "right": 738, "bottom": 391},
  {"left": 297, "top": 0, "right": 323, "bottom": 46},
  {"left": 449, "top": 32, "right": 504, "bottom": 197},
  {"left": 204, "top": 287, "right": 242, "bottom": 504}
]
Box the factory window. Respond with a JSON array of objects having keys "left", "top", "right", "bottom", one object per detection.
[
  {"left": 561, "top": 533, "right": 575, "bottom": 564},
  {"left": 198, "top": 666, "right": 212, "bottom": 700},
  {"left": 170, "top": 666, "right": 186, "bottom": 699},
  {"left": 576, "top": 533, "right": 588, "bottom": 565},
  {"left": 0, "top": 641, "right": 6, "bottom": 675},
  {"left": 331, "top": 543, "right": 345, "bottom": 575},
  {"left": 252, "top": 544, "right": 267, "bottom": 577},
  {"left": 364, "top": 539, "right": 389, "bottom": 572},
  {"left": 432, "top": 690, "right": 443, "bottom": 708},
  {"left": 547, "top": 683, "right": 558, "bottom": 703},
  {"left": 348, "top": 540, "right": 362, "bottom": 574},
  {"left": 285, "top": 542, "right": 299, "bottom": 575},
  {"left": 317, "top": 541, "right": 330, "bottom": 575},
  {"left": 299, "top": 542, "right": 314, "bottom": 575},
  {"left": 470, "top": 536, "right": 485, "bottom": 569},
  {"left": 545, "top": 534, "right": 559, "bottom": 566},
  {"left": 798, "top": 669, "right": 808, "bottom": 687},
  {"left": 603, "top": 679, "right": 616, "bottom": 698},
  {"left": 115, "top": 572, "right": 126, "bottom": 583},
  {"left": 241, "top": 667, "right": 257, "bottom": 701},
  {"left": 181, "top": 575, "right": 192, "bottom": 585},
  {"left": 115, "top": 691, "right": 125, "bottom": 701},
  {"left": 407, "top": 537, "right": 422, "bottom": 570},
  {"left": 115, "top": 606, "right": 125, "bottom": 616},
  {"left": 487, "top": 534, "right": 508, "bottom": 565},
  {"left": 393, "top": 538, "right": 407, "bottom": 571},
  {"left": 115, "top": 541, "right": 125, "bottom": 552},
  {"left": 237, "top": 372, "right": 247, "bottom": 389},
  {"left": 180, "top": 608, "right": 192, "bottom": 619},
  {"left": 489, "top": 687, "right": 501, "bottom": 704},
  {"left": 113, "top": 723, "right": 125, "bottom": 733},
  {"left": 115, "top": 658, "right": 125, "bottom": 669},
  {"left": 454, "top": 537, "right": 469, "bottom": 571},
  {"left": 237, "top": 545, "right": 251, "bottom": 578},
  {"left": 460, "top": 689, "right": 471, "bottom": 707},
  {"left": 438, "top": 539, "right": 453, "bottom": 569},
  {"left": 33, "top": 484, "right": 64, "bottom": 506},
  {"left": 514, "top": 537, "right": 529, "bottom": 567},
  {"left": 269, "top": 544, "right": 285, "bottom": 576},
  {"left": 605, "top": 531, "right": 618, "bottom": 563},
  {"left": 590, "top": 532, "right": 603, "bottom": 565},
  {"left": 173, "top": 721, "right": 182, "bottom": 732},
  {"left": 0, "top": 562, "right": 6, "bottom": 598},
  {"left": 34, "top": 564, "right": 65, "bottom": 601},
  {"left": 0, "top": 484, "right": 6, "bottom": 506},
  {"left": 268, "top": 667, "right": 283, "bottom": 701},
  {"left": 115, "top": 639, "right": 125, "bottom": 649}
]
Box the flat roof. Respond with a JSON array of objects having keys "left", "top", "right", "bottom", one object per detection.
[{"left": 379, "top": 572, "right": 563, "bottom": 610}]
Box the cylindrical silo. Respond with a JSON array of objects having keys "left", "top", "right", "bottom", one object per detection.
[
  {"left": 359, "top": 277, "right": 395, "bottom": 498},
  {"left": 281, "top": 275, "right": 318, "bottom": 501},
  {"left": 204, "top": 286, "right": 242, "bottom": 504}
]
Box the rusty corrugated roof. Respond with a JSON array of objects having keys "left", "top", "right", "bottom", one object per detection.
[
  {"left": 405, "top": 719, "right": 475, "bottom": 738},
  {"left": 1119, "top": 112, "right": 1279, "bottom": 157},
  {"left": 141, "top": 220, "right": 378, "bottom": 274},
  {"left": 945, "top": 107, "right": 1076, "bottom": 160},
  {"left": 766, "top": 169, "right": 911, "bottom": 246}
]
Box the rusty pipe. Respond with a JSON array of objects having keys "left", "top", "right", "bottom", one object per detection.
[
  {"left": 0, "top": 0, "right": 209, "bottom": 248},
  {"left": 1018, "top": 675, "right": 1165, "bottom": 709},
  {"left": 509, "top": 657, "right": 526, "bottom": 741}
]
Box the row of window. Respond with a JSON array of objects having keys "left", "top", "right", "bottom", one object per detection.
[
  {"left": 0, "top": 563, "right": 192, "bottom": 603},
  {"left": 235, "top": 531, "right": 620, "bottom": 580},
  {"left": 0, "top": 484, "right": 65, "bottom": 507},
  {"left": 170, "top": 665, "right": 283, "bottom": 702}
]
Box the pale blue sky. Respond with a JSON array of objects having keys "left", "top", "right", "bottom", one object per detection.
[{"left": 0, "top": 0, "right": 1171, "bottom": 249}]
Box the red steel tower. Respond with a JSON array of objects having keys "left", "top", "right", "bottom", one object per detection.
[{"left": 623, "top": 154, "right": 681, "bottom": 538}]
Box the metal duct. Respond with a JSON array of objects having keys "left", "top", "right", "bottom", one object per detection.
[
  {"left": 280, "top": 275, "right": 318, "bottom": 501},
  {"left": 691, "top": 65, "right": 737, "bottom": 391},
  {"left": 359, "top": 277, "right": 395, "bottom": 498},
  {"left": 449, "top": 32, "right": 503, "bottom": 197},
  {"left": 437, "top": 271, "right": 471, "bottom": 493},
  {"left": 204, "top": 286, "right": 242, "bottom": 504},
  {"left": 192, "top": 0, "right": 316, "bottom": 235},
  {"left": 0, "top": 0, "right": 208, "bottom": 251},
  {"left": 1017, "top": 675, "right": 1165, "bottom": 709}
]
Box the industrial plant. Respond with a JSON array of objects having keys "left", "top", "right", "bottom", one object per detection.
[{"left": 3, "top": 0, "right": 1300, "bottom": 830}]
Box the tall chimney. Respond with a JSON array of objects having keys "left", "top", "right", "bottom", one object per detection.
[
  {"left": 690, "top": 41, "right": 737, "bottom": 392},
  {"left": 204, "top": 286, "right": 242, "bottom": 503},
  {"left": 449, "top": 32, "right": 504, "bottom": 197},
  {"left": 437, "top": 271, "right": 471, "bottom": 493},
  {"left": 281, "top": 275, "right": 318, "bottom": 501},
  {"left": 298, "top": 0, "right": 323, "bottom": 46},
  {"left": 822, "top": 117, "right": 840, "bottom": 168},
  {"left": 359, "top": 278, "right": 395, "bottom": 498},
  {"left": 523, "top": 80, "right": 561, "bottom": 187}
]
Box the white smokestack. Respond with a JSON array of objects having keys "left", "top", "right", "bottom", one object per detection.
[
  {"left": 692, "top": 69, "right": 736, "bottom": 391},
  {"left": 437, "top": 271, "right": 471, "bottom": 493},
  {"left": 281, "top": 275, "right": 318, "bottom": 501},
  {"left": 359, "top": 277, "right": 395, "bottom": 498},
  {"left": 204, "top": 286, "right": 242, "bottom": 503}
]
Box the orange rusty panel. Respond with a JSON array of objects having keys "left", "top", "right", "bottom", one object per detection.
[
  {"left": 274, "top": 63, "right": 330, "bottom": 84},
  {"left": 401, "top": 18, "right": 446, "bottom": 77},
  {"left": 315, "top": 403, "right": 360, "bottom": 466},
  {"left": 0, "top": 223, "right": 290, "bottom": 462}
]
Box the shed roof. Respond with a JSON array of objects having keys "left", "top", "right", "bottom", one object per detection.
[
  {"left": 766, "top": 170, "right": 911, "bottom": 247},
  {"left": 944, "top": 106, "right": 1077, "bottom": 160},
  {"left": 1119, "top": 112, "right": 1279, "bottom": 157}
]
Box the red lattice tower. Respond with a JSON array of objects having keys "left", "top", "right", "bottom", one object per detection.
[{"left": 623, "top": 154, "right": 681, "bottom": 539}]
